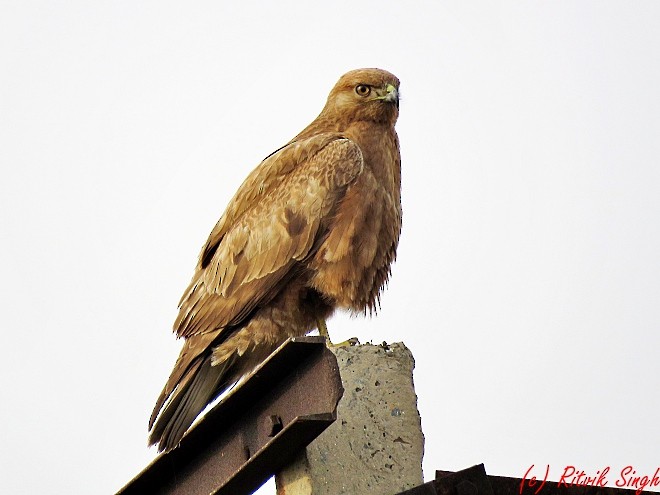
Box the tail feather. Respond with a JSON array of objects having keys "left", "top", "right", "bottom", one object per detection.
[
  {"left": 148, "top": 360, "right": 200, "bottom": 448},
  {"left": 148, "top": 332, "right": 220, "bottom": 431},
  {"left": 148, "top": 352, "right": 237, "bottom": 452}
]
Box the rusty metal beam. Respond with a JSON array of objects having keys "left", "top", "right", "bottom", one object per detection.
[
  {"left": 395, "top": 464, "right": 494, "bottom": 495},
  {"left": 117, "top": 336, "right": 343, "bottom": 495}
]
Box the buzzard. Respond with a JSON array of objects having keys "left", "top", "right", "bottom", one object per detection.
[{"left": 149, "top": 68, "right": 402, "bottom": 452}]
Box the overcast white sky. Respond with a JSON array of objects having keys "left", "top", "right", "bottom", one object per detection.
[{"left": 1, "top": 1, "right": 659, "bottom": 494}]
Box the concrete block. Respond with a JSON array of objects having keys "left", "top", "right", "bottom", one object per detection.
[{"left": 276, "top": 342, "right": 424, "bottom": 495}]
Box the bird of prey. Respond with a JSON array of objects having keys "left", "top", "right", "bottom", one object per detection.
[{"left": 148, "top": 68, "right": 402, "bottom": 452}]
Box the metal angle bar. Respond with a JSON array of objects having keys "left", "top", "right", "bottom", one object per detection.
[
  {"left": 435, "top": 464, "right": 495, "bottom": 495},
  {"left": 117, "top": 336, "right": 343, "bottom": 495},
  {"left": 396, "top": 464, "right": 493, "bottom": 495}
]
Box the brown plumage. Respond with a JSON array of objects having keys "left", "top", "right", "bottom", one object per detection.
[{"left": 148, "top": 68, "right": 402, "bottom": 452}]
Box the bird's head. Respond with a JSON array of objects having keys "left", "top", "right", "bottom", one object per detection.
[{"left": 322, "top": 68, "right": 400, "bottom": 127}]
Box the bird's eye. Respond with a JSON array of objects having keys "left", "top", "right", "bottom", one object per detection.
[{"left": 355, "top": 84, "right": 371, "bottom": 97}]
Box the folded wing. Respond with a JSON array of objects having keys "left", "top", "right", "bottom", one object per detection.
[{"left": 148, "top": 135, "right": 363, "bottom": 444}]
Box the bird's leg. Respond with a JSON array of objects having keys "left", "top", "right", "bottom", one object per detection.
[
  {"left": 316, "top": 316, "right": 330, "bottom": 339},
  {"left": 315, "top": 317, "right": 359, "bottom": 348}
]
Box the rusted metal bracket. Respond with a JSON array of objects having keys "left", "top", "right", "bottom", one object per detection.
[
  {"left": 396, "top": 464, "right": 494, "bottom": 495},
  {"left": 117, "top": 336, "right": 343, "bottom": 495}
]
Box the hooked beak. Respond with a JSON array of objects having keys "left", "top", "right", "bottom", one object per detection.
[
  {"left": 383, "top": 83, "right": 398, "bottom": 104},
  {"left": 372, "top": 83, "right": 399, "bottom": 107}
]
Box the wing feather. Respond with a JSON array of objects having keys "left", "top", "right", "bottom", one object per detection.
[
  {"left": 174, "top": 136, "right": 363, "bottom": 339},
  {"left": 199, "top": 133, "right": 342, "bottom": 269}
]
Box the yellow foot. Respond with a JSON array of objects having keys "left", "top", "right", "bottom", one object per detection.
[
  {"left": 315, "top": 317, "right": 359, "bottom": 347},
  {"left": 329, "top": 337, "right": 360, "bottom": 348}
]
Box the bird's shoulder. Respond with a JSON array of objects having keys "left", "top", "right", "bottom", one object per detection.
[{"left": 199, "top": 133, "right": 363, "bottom": 269}]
